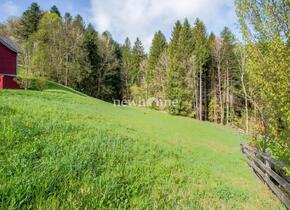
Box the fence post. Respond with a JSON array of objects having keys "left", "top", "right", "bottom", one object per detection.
[{"left": 265, "top": 158, "right": 271, "bottom": 182}]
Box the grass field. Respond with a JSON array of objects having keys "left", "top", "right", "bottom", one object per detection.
[{"left": 0, "top": 86, "right": 285, "bottom": 209}]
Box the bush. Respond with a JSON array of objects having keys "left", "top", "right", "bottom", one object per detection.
[{"left": 17, "top": 77, "right": 48, "bottom": 91}]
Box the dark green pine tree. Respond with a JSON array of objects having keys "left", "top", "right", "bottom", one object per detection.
[
  {"left": 16, "top": 2, "right": 42, "bottom": 40},
  {"left": 166, "top": 20, "right": 185, "bottom": 115},
  {"left": 175, "top": 19, "right": 195, "bottom": 115},
  {"left": 220, "top": 27, "right": 238, "bottom": 124},
  {"left": 204, "top": 32, "right": 217, "bottom": 121},
  {"left": 131, "top": 38, "right": 146, "bottom": 85},
  {"left": 168, "top": 20, "right": 182, "bottom": 58},
  {"left": 64, "top": 12, "right": 72, "bottom": 24},
  {"left": 95, "top": 31, "right": 122, "bottom": 101},
  {"left": 105, "top": 34, "right": 123, "bottom": 101},
  {"left": 120, "top": 37, "right": 133, "bottom": 98},
  {"left": 50, "top": 5, "right": 61, "bottom": 17},
  {"left": 147, "top": 31, "right": 167, "bottom": 95},
  {"left": 73, "top": 14, "right": 85, "bottom": 31},
  {"left": 221, "top": 27, "right": 236, "bottom": 65},
  {"left": 192, "top": 18, "right": 209, "bottom": 120},
  {"left": 177, "top": 19, "right": 194, "bottom": 60},
  {"left": 169, "top": 19, "right": 195, "bottom": 115},
  {"left": 80, "top": 24, "right": 100, "bottom": 96}
]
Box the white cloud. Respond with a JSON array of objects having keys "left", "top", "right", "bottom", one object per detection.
[
  {"left": 2, "top": 1, "right": 19, "bottom": 17},
  {"left": 89, "top": 0, "right": 238, "bottom": 50}
]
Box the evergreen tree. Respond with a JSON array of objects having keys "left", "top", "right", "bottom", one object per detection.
[
  {"left": 167, "top": 20, "right": 189, "bottom": 115},
  {"left": 80, "top": 24, "right": 99, "bottom": 96},
  {"left": 95, "top": 32, "right": 121, "bottom": 101},
  {"left": 177, "top": 19, "right": 194, "bottom": 60},
  {"left": 16, "top": 2, "right": 42, "bottom": 40},
  {"left": 120, "top": 37, "right": 133, "bottom": 99},
  {"left": 220, "top": 27, "right": 237, "bottom": 124},
  {"left": 192, "top": 18, "right": 209, "bottom": 120},
  {"left": 50, "top": 5, "right": 61, "bottom": 17},
  {"left": 175, "top": 19, "right": 195, "bottom": 115},
  {"left": 85, "top": 24, "right": 99, "bottom": 69},
  {"left": 131, "top": 38, "right": 146, "bottom": 85},
  {"left": 147, "top": 31, "right": 167, "bottom": 95},
  {"left": 73, "top": 14, "right": 85, "bottom": 31},
  {"left": 168, "top": 21, "right": 182, "bottom": 58},
  {"left": 64, "top": 12, "right": 72, "bottom": 24},
  {"left": 207, "top": 32, "right": 219, "bottom": 121}
]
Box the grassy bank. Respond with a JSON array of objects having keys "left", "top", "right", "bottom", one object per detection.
[{"left": 0, "top": 88, "right": 284, "bottom": 209}]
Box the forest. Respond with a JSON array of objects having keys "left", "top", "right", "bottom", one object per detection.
[{"left": 0, "top": 1, "right": 289, "bottom": 163}]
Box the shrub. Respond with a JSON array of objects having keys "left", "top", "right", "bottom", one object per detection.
[{"left": 16, "top": 76, "right": 48, "bottom": 91}]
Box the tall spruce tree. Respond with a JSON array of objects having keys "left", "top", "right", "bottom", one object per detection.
[
  {"left": 220, "top": 27, "right": 237, "bottom": 125},
  {"left": 73, "top": 14, "right": 85, "bottom": 31},
  {"left": 207, "top": 32, "right": 220, "bottom": 122},
  {"left": 50, "top": 5, "right": 61, "bottom": 17},
  {"left": 80, "top": 24, "right": 99, "bottom": 96},
  {"left": 178, "top": 19, "right": 195, "bottom": 115},
  {"left": 167, "top": 20, "right": 188, "bottom": 115},
  {"left": 147, "top": 31, "right": 167, "bottom": 95},
  {"left": 64, "top": 12, "right": 72, "bottom": 24},
  {"left": 192, "top": 18, "right": 209, "bottom": 120},
  {"left": 16, "top": 2, "right": 42, "bottom": 40},
  {"left": 131, "top": 38, "right": 146, "bottom": 85},
  {"left": 120, "top": 37, "right": 133, "bottom": 99},
  {"left": 95, "top": 32, "right": 120, "bottom": 101}
]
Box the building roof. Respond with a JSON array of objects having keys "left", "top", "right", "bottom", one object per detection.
[{"left": 0, "top": 36, "right": 18, "bottom": 53}]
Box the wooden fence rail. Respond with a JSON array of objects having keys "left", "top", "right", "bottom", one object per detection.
[{"left": 240, "top": 142, "right": 290, "bottom": 209}]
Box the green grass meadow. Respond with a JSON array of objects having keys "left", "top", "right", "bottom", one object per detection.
[{"left": 0, "top": 87, "right": 285, "bottom": 209}]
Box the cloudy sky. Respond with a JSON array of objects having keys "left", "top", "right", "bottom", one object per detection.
[{"left": 0, "top": 0, "right": 240, "bottom": 50}]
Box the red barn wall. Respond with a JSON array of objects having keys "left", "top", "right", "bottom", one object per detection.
[
  {"left": 0, "top": 42, "right": 17, "bottom": 75},
  {"left": 0, "top": 75, "right": 3, "bottom": 89},
  {"left": 0, "top": 75, "right": 20, "bottom": 89}
]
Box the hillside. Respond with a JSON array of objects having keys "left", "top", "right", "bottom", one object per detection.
[{"left": 0, "top": 87, "right": 284, "bottom": 209}]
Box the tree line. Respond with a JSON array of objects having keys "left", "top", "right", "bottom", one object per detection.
[{"left": 0, "top": 1, "right": 288, "bottom": 163}]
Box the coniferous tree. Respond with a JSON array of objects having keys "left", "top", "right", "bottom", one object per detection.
[
  {"left": 95, "top": 32, "right": 121, "bottom": 101},
  {"left": 120, "top": 37, "right": 133, "bottom": 99},
  {"left": 170, "top": 19, "right": 195, "bottom": 115},
  {"left": 50, "top": 5, "right": 61, "bottom": 17},
  {"left": 192, "top": 18, "right": 209, "bottom": 120},
  {"left": 80, "top": 24, "right": 99, "bottom": 96},
  {"left": 64, "top": 12, "right": 72, "bottom": 24},
  {"left": 147, "top": 31, "right": 167, "bottom": 95},
  {"left": 16, "top": 2, "right": 42, "bottom": 41},
  {"left": 166, "top": 20, "right": 186, "bottom": 115},
  {"left": 73, "top": 14, "right": 85, "bottom": 31},
  {"left": 131, "top": 38, "right": 146, "bottom": 86},
  {"left": 220, "top": 27, "right": 237, "bottom": 125},
  {"left": 207, "top": 32, "right": 219, "bottom": 122}
]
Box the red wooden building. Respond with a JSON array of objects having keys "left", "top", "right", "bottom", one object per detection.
[{"left": 0, "top": 36, "right": 20, "bottom": 89}]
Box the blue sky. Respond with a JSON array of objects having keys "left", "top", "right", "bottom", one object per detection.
[{"left": 0, "top": 0, "right": 241, "bottom": 50}]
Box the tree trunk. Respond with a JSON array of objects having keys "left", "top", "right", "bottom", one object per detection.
[
  {"left": 217, "top": 64, "right": 223, "bottom": 124},
  {"left": 65, "top": 54, "right": 68, "bottom": 86},
  {"left": 199, "top": 67, "right": 202, "bottom": 120},
  {"left": 195, "top": 74, "right": 199, "bottom": 119},
  {"left": 97, "top": 72, "right": 102, "bottom": 97},
  {"left": 226, "top": 66, "right": 230, "bottom": 125},
  {"left": 241, "top": 71, "right": 249, "bottom": 133}
]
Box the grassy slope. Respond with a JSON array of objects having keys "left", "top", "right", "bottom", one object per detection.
[{"left": 0, "top": 87, "right": 284, "bottom": 210}]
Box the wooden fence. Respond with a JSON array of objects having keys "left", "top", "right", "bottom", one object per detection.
[{"left": 240, "top": 142, "right": 290, "bottom": 209}]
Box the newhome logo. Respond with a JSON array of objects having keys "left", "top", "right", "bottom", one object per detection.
[{"left": 113, "top": 97, "right": 178, "bottom": 108}]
